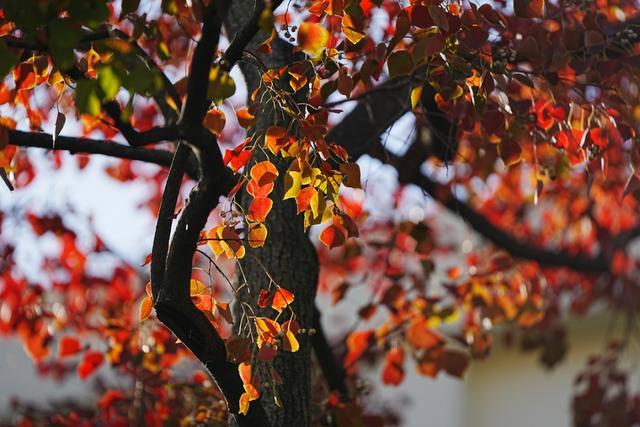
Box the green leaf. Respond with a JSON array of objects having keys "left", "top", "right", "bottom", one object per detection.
[
  {"left": 208, "top": 66, "right": 236, "bottom": 105},
  {"left": 68, "top": 0, "right": 109, "bottom": 28},
  {"left": 98, "top": 66, "right": 121, "bottom": 99},
  {"left": 75, "top": 80, "right": 101, "bottom": 116},
  {"left": 387, "top": 50, "right": 414, "bottom": 79},
  {"left": 49, "top": 18, "right": 82, "bottom": 70},
  {"left": 120, "top": 0, "right": 140, "bottom": 18},
  {"left": 0, "top": 41, "right": 19, "bottom": 79}
]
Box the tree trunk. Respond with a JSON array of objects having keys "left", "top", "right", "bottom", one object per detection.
[{"left": 226, "top": 3, "right": 319, "bottom": 426}]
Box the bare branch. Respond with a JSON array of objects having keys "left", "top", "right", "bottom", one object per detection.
[
  {"left": 103, "top": 101, "right": 183, "bottom": 146},
  {"left": 220, "top": 0, "right": 284, "bottom": 72},
  {"left": 8, "top": 129, "right": 198, "bottom": 178},
  {"left": 312, "top": 307, "right": 349, "bottom": 397}
]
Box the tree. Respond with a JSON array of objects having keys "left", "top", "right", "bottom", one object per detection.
[{"left": 1, "top": 0, "right": 640, "bottom": 425}]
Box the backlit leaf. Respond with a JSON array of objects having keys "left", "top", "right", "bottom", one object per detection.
[
  {"left": 320, "top": 223, "right": 347, "bottom": 249},
  {"left": 297, "top": 22, "right": 329, "bottom": 57},
  {"left": 58, "top": 336, "right": 82, "bottom": 358},
  {"left": 78, "top": 351, "right": 104, "bottom": 380},
  {"left": 271, "top": 286, "right": 295, "bottom": 312},
  {"left": 247, "top": 197, "right": 273, "bottom": 222},
  {"left": 203, "top": 108, "right": 226, "bottom": 135}
]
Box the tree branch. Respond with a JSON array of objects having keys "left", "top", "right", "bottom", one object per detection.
[
  {"left": 312, "top": 307, "right": 348, "bottom": 397},
  {"left": 369, "top": 141, "right": 611, "bottom": 273},
  {"left": 219, "top": 0, "right": 284, "bottom": 72},
  {"left": 8, "top": 129, "right": 198, "bottom": 178},
  {"left": 180, "top": 1, "right": 231, "bottom": 129},
  {"left": 149, "top": 2, "right": 269, "bottom": 423},
  {"left": 103, "top": 101, "right": 183, "bottom": 146}
]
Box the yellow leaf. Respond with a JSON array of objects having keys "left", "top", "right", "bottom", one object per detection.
[
  {"left": 239, "top": 392, "right": 250, "bottom": 415},
  {"left": 190, "top": 279, "right": 206, "bottom": 296},
  {"left": 342, "top": 15, "right": 365, "bottom": 45},
  {"left": 283, "top": 330, "right": 299, "bottom": 352},
  {"left": 411, "top": 85, "right": 423, "bottom": 109},
  {"left": 139, "top": 296, "right": 153, "bottom": 321},
  {"left": 283, "top": 170, "right": 302, "bottom": 200},
  {"left": 297, "top": 22, "right": 329, "bottom": 57}
]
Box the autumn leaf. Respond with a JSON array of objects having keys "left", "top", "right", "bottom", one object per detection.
[
  {"left": 382, "top": 347, "right": 405, "bottom": 386},
  {"left": 236, "top": 107, "right": 256, "bottom": 129},
  {"left": 265, "top": 126, "right": 289, "bottom": 154},
  {"left": 190, "top": 279, "right": 207, "bottom": 296},
  {"left": 344, "top": 330, "right": 374, "bottom": 367},
  {"left": 248, "top": 222, "right": 268, "bottom": 248},
  {"left": 340, "top": 162, "right": 361, "bottom": 189},
  {"left": 247, "top": 197, "right": 273, "bottom": 223},
  {"left": 250, "top": 161, "right": 279, "bottom": 187},
  {"left": 208, "top": 66, "right": 236, "bottom": 104},
  {"left": 271, "top": 286, "right": 295, "bottom": 312},
  {"left": 78, "top": 351, "right": 104, "bottom": 380},
  {"left": 203, "top": 108, "right": 226, "bottom": 135},
  {"left": 282, "top": 329, "right": 299, "bottom": 352},
  {"left": 58, "top": 336, "right": 82, "bottom": 358},
  {"left": 514, "top": 0, "right": 545, "bottom": 18},
  {"left": 320, "top": 223, "right": 347, "bottom": 249},
  {"left": 406, "top": 318, "right": 444, "bottom": 349},
  {"left": 225, "top": 336, "right": 252, "bottom": 364},
  {"left": 139, "top": 296, "right": 153, "bottom": 321},
  {"left": 297, "top": 22, "right": 329, "bottom": 57}
]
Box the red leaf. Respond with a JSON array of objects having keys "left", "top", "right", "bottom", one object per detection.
[
  {"left": 320, "top": 224, "right": 347, "bottom": 249},
  {"left": 247, "top": 197, "right": 273, "bottom": 222},
  {"left": 58, "top": 336, "right": 82, "bottom": 358},
  {"left": 78, "top": 351, "right": 104, "bottom": 380},
  {"left": 258, "top": 289, "right": 272, "bottom": 308},
  {"left": 98, "top": 390, "right": 125, "bottom": 410}
]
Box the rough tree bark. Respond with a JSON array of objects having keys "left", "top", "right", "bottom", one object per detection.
[{"left": 226, "top": 3, "right": 320, "bottom": 425}]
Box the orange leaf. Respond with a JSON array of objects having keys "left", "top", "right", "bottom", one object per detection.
[
  {"left": 271, "top": 286, "right": 295, "bottom": 312},
  {"left": 239, "top": 392, "right": 250, "bottom": 415},
  {"left": 236, "top": 107, "right": 256, "bottom": 129},
  {"left": 141, "top": 253, "right": 152, "bottom": 267},
  {"left": 250, "top": 161, "right": 279, "bottom": 187},
  {"left": 215, "top": 300, "right": 234, "bottom": 324},
  {"left": 23, "top": 331, "right": 50, "bottom": 362},
  {"left": 139, "top": 296, "right": 153, "bottom": 321},
  {"left": 295, "top": 187, "right": 316, "bottom": 214},
  {"left": 405, "top": 318, "right": 444, "bottom": 349},
  {"left": 265, "top": 126, "right": 289, "bottom": 154},
  {"left": 190, "top": 278, "right": 207, "bottom": 295},
  {"left": 203, "top": 108, "right": 226, "bottom": 135},
  {"left": 238, "top": 361, "right": 253, "bottom": 385},
  {"left": 247, "top": 178, "right": 274, "bottom": 198},
  {"left": 344, "top": 330, "right": 374, "bottom": 367},
  {"left": 382, "top": 347, "right": 405, "bottom": 386},
  {"left": 297, "top": 22, "right": 329, "bottom": 56},
  {"left": 248, "top": 223, "right": 268, "bottom": 248},
  {"left": 58, "top": 336, "right": 82, "bottom": 358},
  {"left": 247, "top": 197, "right": 273, "bottom": 222},
  {"left": 224, "top": 139, "right": 252, "bottom": 172}
]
